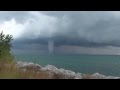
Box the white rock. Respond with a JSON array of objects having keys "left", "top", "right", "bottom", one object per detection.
[
  {"left": 16, "top": 61, "right": 120, "bottom": 79},
  {"left": 16, "top": 61, "right": 42, "bottom": 68},
  {"left": 41, "top": 65, "right": 82, "bottom": 79},
  {"left": 91, "top": 73, "right": 120, "bottom": 79},
  {"left": 41, "top": 65, "right": 58, "bottom": 71}
]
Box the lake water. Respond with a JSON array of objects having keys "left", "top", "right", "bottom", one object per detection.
[{"left": 15, "top": 54, "right": 120, "bottom": 76}]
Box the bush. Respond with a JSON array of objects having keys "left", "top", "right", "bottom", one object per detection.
[{"left": 0, "top": 31, "right": 13, "bottom": 62}]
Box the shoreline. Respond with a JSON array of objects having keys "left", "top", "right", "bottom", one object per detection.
[{"left": 16, "top": 61, "right": 120, "bottom": 79}]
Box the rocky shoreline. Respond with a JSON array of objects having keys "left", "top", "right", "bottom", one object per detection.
[{"left": 16, "top": 61, "right": 120, "bottom": 79}]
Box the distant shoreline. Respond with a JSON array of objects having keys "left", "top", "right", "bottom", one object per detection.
[{"left": 12, "top": 52, "right": 120, "bottom": 56}]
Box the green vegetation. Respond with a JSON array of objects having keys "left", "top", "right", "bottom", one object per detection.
[
  {"left": 0, "top": 31, "right": 51, "bottom": 79},
  {"left": 0, "top": 31, "right": 55, "bottom": 79},
  {"left": 0, "top": 31, "right": 13, "bottom": 62}
]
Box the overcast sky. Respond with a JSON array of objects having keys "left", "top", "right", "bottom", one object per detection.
[{"left": 1, "top": 11, "right": 120, "bottom": 55}]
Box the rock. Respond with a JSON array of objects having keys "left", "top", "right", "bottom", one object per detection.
[
  {"left": 41, "top": 65, "right": 58, "bottom": 71},
  {"left": 16, "top": 61, "right": 42, "bottom": 72},
  {"left": 91, "top": 73, "right": 120, "bottom": 79},
  {"left": 16, "top": 61, "right": 120, "bottom": 79},
  {"left": 41, "top": 64, "right": 82, "bottom": 79},
  {"left": 91, "top": 73, "right": 106, "bottom": 79}
]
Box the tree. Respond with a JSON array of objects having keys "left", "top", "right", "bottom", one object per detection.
[{"left": 0, "top": 31, "right": 13, "bottom": 61}]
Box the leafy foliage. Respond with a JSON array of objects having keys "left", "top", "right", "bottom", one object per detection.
[{"left": 0, "top": 31, "right": 13, "bottom": 62}]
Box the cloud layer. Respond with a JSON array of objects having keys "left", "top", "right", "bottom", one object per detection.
[{"left": 1, "top": 11, "right": 120, "bottom": 49}]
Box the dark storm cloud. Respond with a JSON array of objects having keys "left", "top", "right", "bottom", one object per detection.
[
  {"left": 1, "top": 11, "right": 120, "bottom": 48},
  {"left": 39, "top": 11, "right": 120, "bottom": 46}
]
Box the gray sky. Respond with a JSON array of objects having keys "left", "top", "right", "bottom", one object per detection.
[{"left": 1, "top": 11, "right": 120, "bottom": 55}]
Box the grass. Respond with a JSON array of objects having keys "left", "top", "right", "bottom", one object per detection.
[
  {"left": 0, "top": 59, "right": 96, "bottom": 79},
  {"left": 0, "top": 61, "right": 52, "bottom": 79},
  {"left": 0, "top": 61, "right": 95, "bottom": 79}
]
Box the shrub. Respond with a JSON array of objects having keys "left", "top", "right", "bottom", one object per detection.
[{"left": 0, "top": 31, "right": 13, "bottom": 62}]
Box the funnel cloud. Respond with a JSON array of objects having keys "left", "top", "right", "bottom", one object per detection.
[
  {"left": 0, "top": 11, "right": 120, "bottom": 54},
  {"left": 48, "top": 39, "right": 54, "bottom": 54}
]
